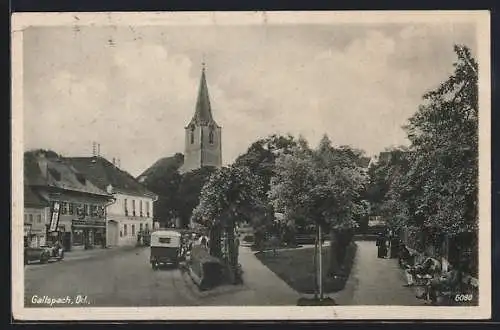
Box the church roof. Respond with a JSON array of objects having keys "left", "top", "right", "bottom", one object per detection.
[{"left": 186, "top": 66, "right": 219, "bottom": 128}]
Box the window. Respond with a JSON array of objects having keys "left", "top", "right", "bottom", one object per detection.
[
  {"left": 61, "top": 202, "right": 68, "bottom": 215},
  {"left": 68, "top": 203, "right": 74, "bottom": 215},
  {"left": 24, "top": 214, "right": 27, "bottom": 223},
  {"left": 139, "top": 200, "right": 143, "bottom": 217},
  {"left": 209, "top": 129, "right": 214, "bottom": 144},
  {"left": 84, "top": 204, "right": 89, "bottom": 216},
  {"left": 37, "top": 215, "right": 42, "bottom": 223},
  {"left": 190, "top": 127, "right": 195, "bottom": 144},
  {"left": 120, "top": 230, "right": 123, "bottom": 238},
  {"left": 132, "top": 200, "right": 136, "bottom": 216},
  {"left": 29, "top": 214, "right": 33, "bottom": 223},
  {"left": 124, "top": 198, "right": 128, "bottom": 216},
  {"left": 145, "top": 223, "right": 149, "bottom": 231},
  {"left": 132, "top": 224, "right": 135, "bottom": 236},
  {"left": 159, "top": 237, "right": 171, "bottom": 244},
  {"left": 140, "top": 223, "right": 143, "bottom": 232},
  {"left": 146, "top": 201, "right": 150, "bottom": 217},
  {"left": 124, "top": 224, "right": 128, "bottom": 236}
]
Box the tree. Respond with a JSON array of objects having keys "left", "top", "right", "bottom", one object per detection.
[
  {"left": 192, "top": 165, "right": 267, "bottom": 282},
  {"left": 269, "top": 135, "right": 368, "bottom": 279},
  {"left": 140, "top": 153, "right": 184, "bottom": 226},
  {"left": 234, "top": 134, "right": 297, "bottom": 196},
  {"left": 176, "top": 166, "right": 218, "bottom": 227},
  {"left": 381, "top": 45, "right": 478, "bottom": 264}
]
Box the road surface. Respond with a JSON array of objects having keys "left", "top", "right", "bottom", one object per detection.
[{"left": 24, "top": 247, "right": 206, "bottom": 307}]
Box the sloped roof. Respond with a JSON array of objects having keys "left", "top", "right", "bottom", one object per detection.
[
  {"left": 137, "top": 153, "right": 184, "bottom": 182},
  {"left": 66, "top": 157, "right": 157, "bottom": 198},
  {"left": 24, "top": 185, "right": 49, "bottom": 207},
  {"left": 186, "top": 67, "right": 219, "bottom": 128},
  {"left": 24, "top": 151, "right": 111, "bottom": 197}
]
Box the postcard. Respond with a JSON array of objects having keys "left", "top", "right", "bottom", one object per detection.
[{"left": 11, "top": 10, "right": 491, "bottom": 320}]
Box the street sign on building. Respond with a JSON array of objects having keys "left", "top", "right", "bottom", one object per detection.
[{"left": 48, "top": 201, "right": 61, "bottom": 232}]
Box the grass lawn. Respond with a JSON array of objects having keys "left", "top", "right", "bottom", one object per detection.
[{"left": 255, "top": 243, "right": 357, "bottom": 294}]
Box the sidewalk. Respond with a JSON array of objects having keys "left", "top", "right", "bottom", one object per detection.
[
  {"left": 61, "top": 245, "right": 144, "bottom": 262},
  {"left": 183, "top": 246, "right": 301, "bottom": 305},
  {"left": 332, "top": 240, "right": 422, "bottom": 305}
]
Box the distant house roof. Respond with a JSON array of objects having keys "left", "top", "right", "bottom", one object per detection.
[
  {"left": 137, "top": 153, "right": 184, "bottom": 183},
  {"left": 65, "top": 156, "right": 158, "bottom": 199},
  {"left": 24, "top": 151, "right": 111, "bottom": 197},
  {"left": 24, "top": 185, "right": 49, "bottom": 207}
]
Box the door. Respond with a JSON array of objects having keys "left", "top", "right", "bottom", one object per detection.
[{"left": 107, "top": 221, "right": 118, "bottom": 247}]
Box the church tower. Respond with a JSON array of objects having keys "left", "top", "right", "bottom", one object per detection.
[{"left": 180, "top": 63, "right": 222, "bottom": 174}]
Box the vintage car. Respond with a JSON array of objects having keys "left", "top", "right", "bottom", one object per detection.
[
  {"left": 24, "top": 246, "right": 51, "bottom": 265},
  {"left": 150, "top": 230, "right": 182, "bottom": 270}
]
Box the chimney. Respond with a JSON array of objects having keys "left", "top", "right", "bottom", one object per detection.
[
  {"left": 112, "top": 157, "right": 116, "bottom": 166},
  {"left": 97, "top": 143, "right": 101, "bottom": 157},
  {"left": 92, "top": 142, "right": 97, "bottom": 157},
  {"left": 117, "top": 158, "right": 121, "bottom": 168}
]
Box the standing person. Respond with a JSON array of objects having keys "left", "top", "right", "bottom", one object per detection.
[{"left": 376, "top": 233, "right": 385, "bottom": 258}]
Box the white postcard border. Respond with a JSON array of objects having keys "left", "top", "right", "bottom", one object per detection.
[{"left": 11, "top": 10, "right": 492, "bottom": 321}]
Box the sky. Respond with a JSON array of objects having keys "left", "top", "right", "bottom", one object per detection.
[{"left": 23, "top": 22, "right": 476, "bottom": 177}]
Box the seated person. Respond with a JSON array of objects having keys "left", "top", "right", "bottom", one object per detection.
[
  {"left": 398, "top": 243, "right": 413, "bottom": 268},
  {"left": 428, "top": 264, "right": 462, "bottom": 303},
  {"left": 403, "top": 254, "right": 441, "bottom": 287}
]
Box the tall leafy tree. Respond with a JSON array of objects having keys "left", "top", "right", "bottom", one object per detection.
[
  {"left": 381, "top": 45, "right": 478, "bottom": 262},
  {"left": 192, "top": 165, "right": 267, "bottom": 281},
  {"left": 269, "top": 134, "right": 368, "bottom": 275}
]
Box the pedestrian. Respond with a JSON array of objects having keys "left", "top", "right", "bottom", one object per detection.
[{"left": 376, "top": 233, "right": 385, "bottom": 258}]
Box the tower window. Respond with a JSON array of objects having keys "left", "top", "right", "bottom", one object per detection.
[
  {"left": 209, "top": 129, "right": 214, "bottom": 144},
  {"left": 190, "top": 127, "right": 195, "bottom": 144}
]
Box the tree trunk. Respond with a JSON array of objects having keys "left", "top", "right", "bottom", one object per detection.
[
  {"left": 226, "top": 224, "right": 237, "bottom": 284},
  {"left": 209, "top": 226, "right": 222, "bottom": 258},
  {"left": 328, "top": 229, "right": 340, "bottom": 276}
]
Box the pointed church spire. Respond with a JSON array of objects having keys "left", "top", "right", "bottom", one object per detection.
[{"left": 187, "top": 62, "right": 218, "bottom": 127}]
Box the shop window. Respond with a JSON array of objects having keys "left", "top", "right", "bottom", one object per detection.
[
  {"left": 29, "top": 214, "right": 33, "bottom": 223},
  {"left": 124, "top": 224, "right": 128, "bottom": 236},
  {"left": 72, "top": 229, "right": 84, "bottom": 246},
  {"left": 37, "top": 215, "right": 42, "bottom": 223},
  {"left": 68, "top": 203, "right": 74, "bottom": 215},
  {"left": 132, "top": 224, "right": 135, "bottom": 236}
]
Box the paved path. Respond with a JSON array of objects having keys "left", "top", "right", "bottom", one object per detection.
[{"left": 333, "top": 240, "right": 423, "bottom": 305}]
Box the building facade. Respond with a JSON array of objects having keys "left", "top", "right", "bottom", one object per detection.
[
  {"left": 24, "top": 150, "right": 114, "bottom": 251},
  {"left": 66, "top": 156, "right": 158, "bottom": 247},
  {"left": 180, "top": 64, "right": 222, "bottom": 174},
  {"left": 24, "top": 185, "right": 50, "bottom": 247}
]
